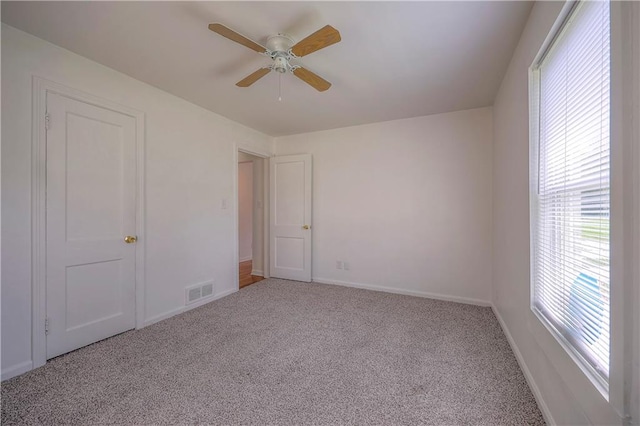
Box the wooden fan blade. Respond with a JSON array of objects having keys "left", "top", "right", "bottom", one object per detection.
[
  {"left": 291, "top": 25, "right": 341, "bottom": 57},
  {"left": 208, "top": 23, "right": 266, "bottom": 53},
  {"left": 236, "top": 68, "right": 272, "bottom": 87},
  {"left": 293, "top": 67, "right": 331, "bottom": 92}
]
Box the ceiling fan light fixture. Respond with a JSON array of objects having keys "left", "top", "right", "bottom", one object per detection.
[
  {"left": 209, "top": 23, "right": 340, "bottom": 92},
  {"left": 273, "top": 56, "right": 288, "bottom": 73}
]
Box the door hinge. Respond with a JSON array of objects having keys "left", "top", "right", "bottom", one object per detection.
[
  {"left": 45, "top": 113, "right": 51, "bottom": 130},
  {"left": 44, "top": 318, "right": 50, "bottom": 335}
]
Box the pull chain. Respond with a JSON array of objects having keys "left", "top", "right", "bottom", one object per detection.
[{"left": 278, "top": 72, "right": 282, "bottom": 102}]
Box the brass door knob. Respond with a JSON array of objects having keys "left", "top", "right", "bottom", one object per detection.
[
  {"left": 124, "top": 235, "right": 137, "bottom": 244},
  {"left": 302, "top": 225, "right": 310, "bottom": 230}
]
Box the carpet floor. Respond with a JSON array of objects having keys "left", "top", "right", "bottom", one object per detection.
[{"left": 2, "top": 279, "right": 544, "bottom": 425}]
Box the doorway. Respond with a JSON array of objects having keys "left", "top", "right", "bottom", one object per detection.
[{"left": 238, "top": 151, "right": 267, "bottom": 289}]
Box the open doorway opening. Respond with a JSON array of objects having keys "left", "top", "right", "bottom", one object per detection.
[{"left": 238, "top": 151, "right": 266, "bottom": 289}]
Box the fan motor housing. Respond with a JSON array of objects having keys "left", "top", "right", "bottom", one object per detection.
[{"left": 266, "top": 33, "right": 295, "bottom": 53}]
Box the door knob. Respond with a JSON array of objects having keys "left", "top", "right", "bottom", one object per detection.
[
  {"left": 302, "top": 225, "right": 310, "bottom": 230},
  {"left": 124, "top": 235, "right": 137, "bottom": 244}
]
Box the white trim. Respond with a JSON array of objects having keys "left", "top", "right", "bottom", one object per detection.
[
  {"left": 143, "top": 288, "right": 236, "bottom": 327},
  {"left": 312, "top": 277, "right": 491, "bottom": 307},
  {"left": 1, "top": 361, "right": 35, "bottom": 382},
  {"left": 31, "top": 77, "right": 48, "bottom": 371},
  {"left": 236, "top": 145, "right": 271, "bottom": 160},
  {"left": 31, "top": 76, "right": 146, "bottom": 371},
  {"left": 233, "top": 145, "right": 240, "bottom": 292},
  {"left": 239, "top": 256, "right": 253, "bottom": 263},
  {"left": 251, "top": 269, "right": 264, "bottom": 277},
  {"left": 263, "top": 155, "right": 270, "bottom": 279},
  {"left": 632, "top": 3, "right": 640, "bottom": 424},
  {"left": 611, "top": 3, "right": 640, "bottom": 423},
  {"left": 144, "top": 307, "right": 185, "bottom": 328},
  {"left": 134, "top": 105, "right": 146, "bottom": 332},
  {"left": 610, "top": 0, "right": 628, "bottom": 416},
  {"left": 531, "top": 1, "right": 579, "bottom": 67},
  {"left": 492, "top": 306, "right": 556, "bottom": 426}
]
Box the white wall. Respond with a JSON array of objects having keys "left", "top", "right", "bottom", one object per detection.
[
  {"left": 492, "top": 2, "right": 638, "bottom": 424},
  {"left": 238, "top": 161, "right": 253, "bottom": 262},
  {"left": 1, "top": 24, "right": 274, "bottom": 379},
  {"left": 275, "top": 107, "right": 493, "bottom": 305}
]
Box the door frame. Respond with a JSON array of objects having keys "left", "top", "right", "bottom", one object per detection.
[
  {"left": 31, "top": 77, "right": 146, "bottom": 369},
  {"left": 233, "top": 145, "right": 270, "bottom": 292}
]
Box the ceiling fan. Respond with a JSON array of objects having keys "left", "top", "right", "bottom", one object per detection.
[{"left": 208, "top": 23, "right": 341, "bottom": 92}]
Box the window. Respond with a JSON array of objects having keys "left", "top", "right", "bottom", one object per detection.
[{"left": 530, "top": 0, "right": 610, "bottom": 390}]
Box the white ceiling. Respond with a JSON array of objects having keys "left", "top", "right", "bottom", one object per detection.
[{"left": 2, "top": 1, "right": 533, "bottom": 136}]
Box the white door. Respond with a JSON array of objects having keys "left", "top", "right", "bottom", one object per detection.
[
  {"left": 269, "top": 154, "right": 312, "bottom": 282},
  {"left": 46, "top": 93, "right": 137, "bottom": 359}
]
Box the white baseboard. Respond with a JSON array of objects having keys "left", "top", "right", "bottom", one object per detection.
[
  {"left": 251, "top": 269, "right": 264, "bottom": 277},
  {"left": 239, "top": 256, "right": 252, "bottom": 263},
  {"left": 2, "top": 360, "right": 33, "bottom": 381},
  {"left": 143, "top": 306, "right": 184, "bottom": 327},
  {"left": 312, "top": 276, "right": 491, "bottom": 307},
  {"left": 144, "top": 288, "right": 237, "bottom": 327},
  {"left": 217, "top": 288, "right": 237, "bottom": 299},
  {"left": 492, "top": 305, "right": 555, "bottom": 426}
]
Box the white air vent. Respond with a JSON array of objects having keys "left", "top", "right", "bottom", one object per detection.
[
  {"left": 185, "top": 281, "right": 215, "bottom": 305},
  {"left": 201, "top": 283, "right": 213, "bottom": 298},
  {"left": 187, "top": 287, "right": 201, "bottom": 303}
]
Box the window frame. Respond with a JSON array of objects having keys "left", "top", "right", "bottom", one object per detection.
[
  {"left": 528, "top": 0, "right": 611, "bottom": 399},
  {"left": 527, "top": 1, "right": 638, "bottom": 422}
]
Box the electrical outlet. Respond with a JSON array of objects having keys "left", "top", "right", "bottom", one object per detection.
[
  {"left": 343, "top": 262, "right": 350, "bottom": 271},
  {"left": 336, "top": 261, "right": 343, "bottom": 270}
]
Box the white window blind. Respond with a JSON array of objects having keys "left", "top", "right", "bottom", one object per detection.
[{"left": 532, "top": 0, "right": 610, "bottom": 386}]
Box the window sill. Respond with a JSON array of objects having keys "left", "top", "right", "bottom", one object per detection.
[
  {"left": 527, "top": 307, "right": 620, "bottom": 424},
  {"left": 531, "top": 306, "right": 609, "bottom": 399}
]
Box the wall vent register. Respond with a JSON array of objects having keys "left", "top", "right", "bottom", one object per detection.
[{"left": 186, "top": 282, "right": 215, "bottom": 305}]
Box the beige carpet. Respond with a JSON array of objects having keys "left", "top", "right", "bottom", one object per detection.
[{"left": 2, "top": 279, "right": 544, "bottom": 425}]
